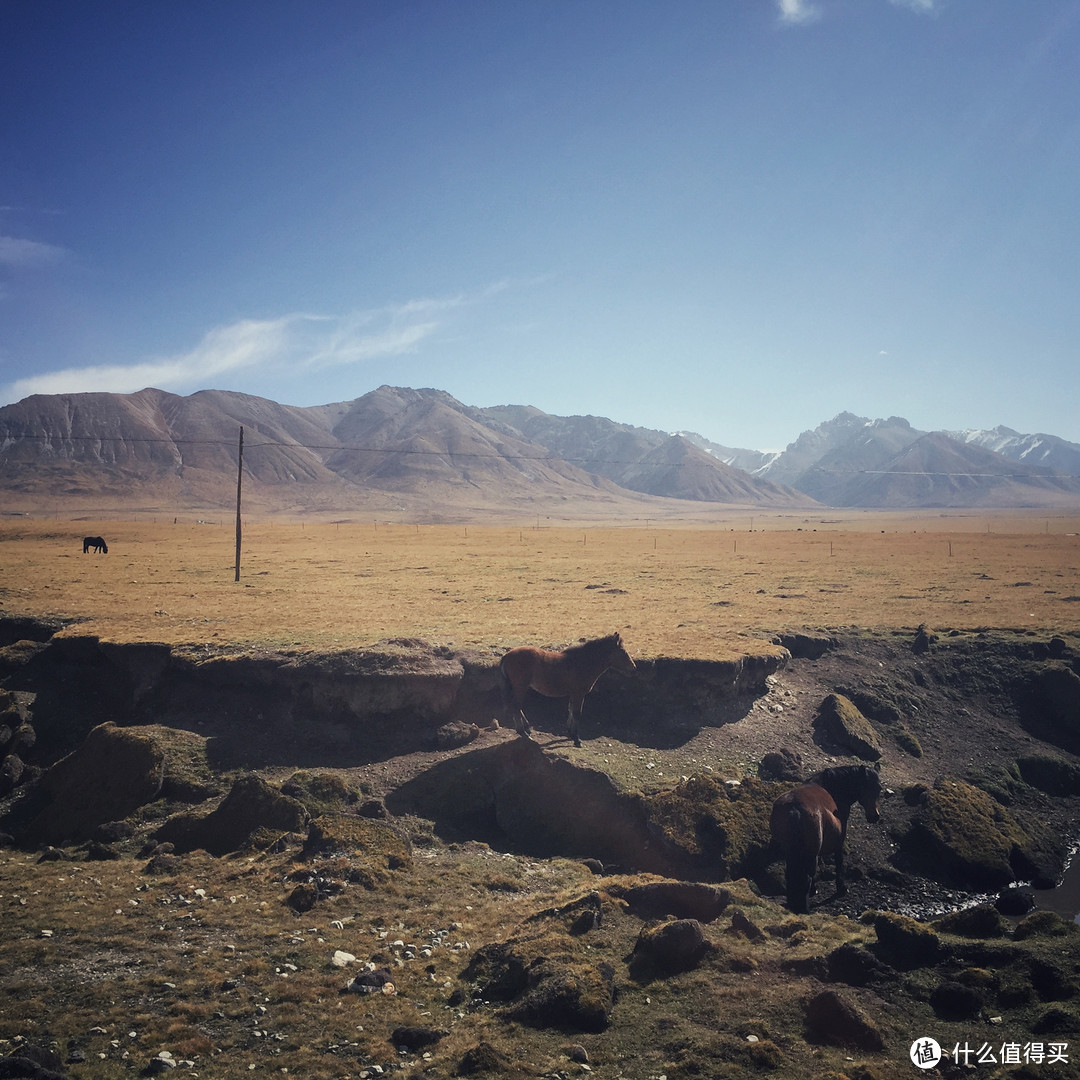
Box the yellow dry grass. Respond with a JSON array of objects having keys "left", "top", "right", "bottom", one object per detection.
[{"left": 2, "top": 511, "right": 1079, "bottom": 660}]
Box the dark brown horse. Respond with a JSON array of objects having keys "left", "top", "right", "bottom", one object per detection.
[
  {"left": 82, "top": 536, "right": 108, "bottom": 553},
  {"left": 769, "top": 764, "right": 881, "bottom": 914},
  {"left": 500, "top": 632, "right": 636, "bottom": 747}
]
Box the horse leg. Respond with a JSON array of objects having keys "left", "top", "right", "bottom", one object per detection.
[
  {"left": 782, "top": 805, "right": 815, "bottom": 913},
  {"left": 500, "top": 668, "right": 532, "bottom": 739},
  {"left": 834, "top": 818, "right": 849, "bottom": 895},
  {"left": 516, "top": 706, "right": 532, "bottom": 738},
  {"left": 568, "top": 696, "right": 584, "bottom": 747},
  {"left": 785, "top": 853, "right": 814, "bottom": 915}
]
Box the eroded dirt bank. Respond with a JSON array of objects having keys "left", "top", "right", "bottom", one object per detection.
[
  {"left": 2, "top": 620, "right": 1080, "bottom": 1079},
  {"left": 3, "top": 620, "right": 1080, "bottom": 913}
]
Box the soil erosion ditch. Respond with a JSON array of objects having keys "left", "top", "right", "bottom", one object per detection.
[{"left": 2, "top": 619, "right": 1080, "bottom": 918}]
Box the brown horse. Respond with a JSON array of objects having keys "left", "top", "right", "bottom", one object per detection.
[
  {"left": 500, "top": 632, "right": 636, "bottom": 747},
  {"left": 769, "top": 764, "right": 881, "bottom": 914}
]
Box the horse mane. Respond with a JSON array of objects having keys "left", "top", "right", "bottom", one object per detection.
[
  {"left": 815, "top": 764, "right": 880, "bottom": 807},
  {"left": 563, "top": 633, "right": 621, "bottom": 659}
]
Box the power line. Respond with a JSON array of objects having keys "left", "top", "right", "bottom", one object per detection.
[{"left": 1, "top": 430, "right": 1079, "bottom": 479}]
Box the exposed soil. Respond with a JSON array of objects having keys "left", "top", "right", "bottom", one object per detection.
[
  {"left": 321, "top": 627, "right": 1080, "bottom": 920},
  {"left": 3, "top": 623, "right": 1080, "bottom": 1080}
]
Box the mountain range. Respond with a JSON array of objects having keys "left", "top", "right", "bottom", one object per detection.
[{"left": 1, "top": 387, "right": 1079, "bottom": 516}]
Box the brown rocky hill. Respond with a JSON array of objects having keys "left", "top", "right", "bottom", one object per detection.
[{"left": 0, "top": 385, "right": 811, "bottom": 516}]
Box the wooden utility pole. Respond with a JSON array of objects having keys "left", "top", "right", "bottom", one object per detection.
[{"left": 234, "top": 425, "right": 243, "bottom": 582}]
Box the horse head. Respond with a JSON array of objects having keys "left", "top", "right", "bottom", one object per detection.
[
  {"left": 857, "top": 764, "right": 882, "bottom": 823},
  {"left": 609, "top": 632, "right": 637, "bottom": 673}
]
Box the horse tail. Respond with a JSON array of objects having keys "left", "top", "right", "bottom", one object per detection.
[
  {"left": 498, "top": 657, "right": 513, "bottom": 713},
  {"left": 782, "top": 803, "right": 816, "bottom": 915}
]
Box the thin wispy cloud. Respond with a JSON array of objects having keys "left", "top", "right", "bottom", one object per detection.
[
  {"left": 777, "top": 0, "right": 821, "bottom": 26},
  {"left": 1, "top": 287, "right": 498, "bottom": 403},
  {"left": 778, "top": 0, "right": 937, "bottom": 26},
  {"left": 889, "top": 0, "right": 937, "bottom": 12},
  {"left": 0, "top": 234, "right": 69, "bottom": 268}
]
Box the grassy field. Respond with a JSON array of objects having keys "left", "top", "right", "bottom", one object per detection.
[{"left": 2, "top": 510, "right": 1079, "bottom": 658}]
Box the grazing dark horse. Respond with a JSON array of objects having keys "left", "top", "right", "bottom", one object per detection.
[
  {"left": 500, "top": 632, "right": 636, "bottom": 747},
  {"left": 769, "top": 764, "right": 881, "bottom": 914},
  {"left": 83, "top": 536, "right": 108, "bottom": 554}
]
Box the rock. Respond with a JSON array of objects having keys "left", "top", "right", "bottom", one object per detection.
[
  {"left": 345, "top": 968, "right": 396, "bottom": 995},
  {"left": 631, "top": 918, "right": 709, "bottom": 973},
  {"left": 729, "top": 910, "right": 765, "bottom": 942},
  {"left": 612, "top": 881, "right": 731, "bottom": 923},
  {"left": 804, "top": 989, "right": 885, "bottom": 1050},
  {"left": 813, "top": 694, "right": 883, "bottom": 761},
  {"left": 758, "top": 748, "right": 804, "bottom": 782},
  {"left": 391, "top": 1026, "right": 447, "bottom": 1051},
  {"left": 287, "top": 883, "right": 319, "bottom": 912},
  {"left": 913, "top": 623, "right": 938, "bottom": 653},
  {"left": 434, "top": 721, "right": 479, "bottom": 750},
  {"left": 357, "top": 798, "right": 388, "bottom": 819},
  {"left": 10, "top": 722, "right": 36, "bottom": 757},
  {"left": 0, "top": 753, "right": 24, "bottom": 797},
  {"left": 331, "top": 950, "right": 357, "bottom": 967},
  {"left": 145, "top": 1050, "right": 178, "bottom": 1072},
  {"left": 931, "top": 979, "right": 984, "bottom": 1020},
  {"left": 0, "top": 1042, "right": 71, "bottom": 1079},
  {"left": 994, "top": 887, "right": 1036, "bottom": 917}
]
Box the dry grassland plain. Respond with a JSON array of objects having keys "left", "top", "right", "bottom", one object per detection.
[{"left": 2, "top": 510, "right": 1079, "bottom": 659}]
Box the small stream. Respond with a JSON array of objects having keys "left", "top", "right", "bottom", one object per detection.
[{"left": 1033, "top": 851, "right": 1080, "bottom": 924}]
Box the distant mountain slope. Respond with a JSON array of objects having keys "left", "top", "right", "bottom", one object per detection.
[
  {"left": 0, "top": 386, "right": 807, "bottom": 514},
  {"left": 470, "top": 404, "right": 803, "bottom": 506},
  {"left": 949, "top": 425, "right": 1080, "bottom": 475},
  {"left": 764, "top": 413, "right": 1080, "bottom": 507},
  {"left": 2, "top": 388, "right": 1078, "bottom": 513},
  {"left": 615, "top": 435, "right": 807, "bottom": 505}
]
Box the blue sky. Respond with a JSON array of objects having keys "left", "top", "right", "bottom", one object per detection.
[{"left": 2, "top": 0, "right": 1078, "bottom": 451}]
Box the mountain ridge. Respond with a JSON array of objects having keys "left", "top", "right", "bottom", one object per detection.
[{"left": 1, "top": 386, "right": 1079, "bottom": 515}]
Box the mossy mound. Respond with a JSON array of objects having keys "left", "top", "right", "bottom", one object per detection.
[
  {"left": 644, "top": 775, "right": 775, "bottom": 879},
  {"left": 900, "top": 779, "right": 1039, "bottom": 891},
  {"left": 302, "top": 812, "right": 412, "bottom": 885},
  {"left": 932, "top": 904, "right": 1009, "bottom": 939},
  {"left": 156, "top": 774, "right": 308, "bottom": 855},
  {"left": 18, "top": 722, "right": 166, "bottom": 846},
  {"left": 813, "top": 694, "right": 883, "bottom": 762},
  {"left": 871, "top": 912, "right": 946, "bottom": 970},
  {"left": 462, "top": 931, "right": 616, "bottom": 1032},
  {"left": 1015, "top": 754, "right": 1080, "bottom": 796},
  {"left": 1013, "top": 910, "right": 1080, "bottom": 942},
  {"left": 281, "top": 770, "right": 358, "bottom": 817}
]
